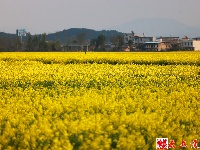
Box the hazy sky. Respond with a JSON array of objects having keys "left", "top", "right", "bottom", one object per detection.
[{"left": 1, "top": 0, "right": 200, "bottom": 34}]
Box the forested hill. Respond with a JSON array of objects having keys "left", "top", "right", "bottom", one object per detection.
[{"left": 46, "top": 28, "right": 123, "bottom": 44}]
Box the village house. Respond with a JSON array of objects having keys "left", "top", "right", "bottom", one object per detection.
[
  {"left": 158, "top": 36, "right": 180, "bottom": 43},
  {"left": 158, "top": 36, "right": 181, "bottom": 47},
  {"left": 144, "top": 41, "right": 171, "bottom": 51},
  {"left": 124, "top": 31, "right": 156, "bottom": 45},
  {"left": 124, "top": 31, "right": 176, "bottom": 51},
  {"left": 181, "top": 37, "right": 200, "bottom": 51}
]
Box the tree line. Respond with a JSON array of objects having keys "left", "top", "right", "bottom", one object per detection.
[
  {"left": 0, "top": 32, "right": 124, "bottom": 52},
  {"left": 0, "top": 33, "right": 61, "bottom": 52},
  {"left": 90, "top": 34, "right": 124, "bottom": 51},
  {"left": 26, "top": 33, "right": 61, "bottom": 51}
]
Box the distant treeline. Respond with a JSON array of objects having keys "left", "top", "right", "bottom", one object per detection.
[{"left": 0, "top": 28, "right": 124, "bottom": 52}]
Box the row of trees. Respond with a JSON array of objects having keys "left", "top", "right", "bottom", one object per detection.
[
  {"left": 0, "top": 33, "right": 61, "bottom": 52},
  {"left": 64, "top": 33, "right": 124, "bottom": 51},
  {"left": 26, "top": 33, "right": 61, "bottom": 51},
  {"left": 90, "top": 34, "right": 124, "bottom": 51},
  {"left": 0, "top": 36, "right": 20, "bottom": 51},
  {"left": 0, "top": 32, "right": 124, "bottom": 52},
  {"left": 27, "top": 33, "right": 115, "bottom": 52},
  {"left": 90, "top": 34, "right": 106, "bottom": 49}
]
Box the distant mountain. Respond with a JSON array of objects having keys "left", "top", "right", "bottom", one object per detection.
[
  {"left": 46, "top": 28, "right": 124, "bottom": 44},
  {"left": 108, "top": 18, "right": 200, "bottom": 38}
]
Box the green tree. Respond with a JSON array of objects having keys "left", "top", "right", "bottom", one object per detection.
[
  {"left": 96, "top": 34, "right": 105, "bottom": 49},
  {"left": 26, "top": 32, "right": 32, "bottom": 51},
  {"left": 109, "top": 35, "right": 118, "bottom": 45},
  {"left": 46, "top": 40, "right": 61, "bottom": 51},
  {"left": 55, "top": 40, "right": 61, "bottom": 51},
  {"left": 46, "top": 41, "right": 55, "bottom": 51},
  {"left": 0, "top": 37, "right": 6, "bottom": 51},
  {"left": 32, "top": 35, "right": 39, "bottom": 51},
  {"left": 90, "top": 39, "right": 97, "bottom": 47},
  {"left": 89, "top": 39, "right": 97, "bottom": 51},
  {"left": 15, "top": 36, "right": 22, "bottom": 51},
  {"left": 128, "top": 40, "right": 133, "bottom": 47},
  {"left": 117, "top": 35, "right": 124, "bottom": 48},
  {"left": 109, "top": 35, "right": 124, "bottom": 47},
  {"left": 76, "top": 33, "right": 86, "bottom": 44},
  {"left": 109, "top": 35, "right": 124, "bottom": 51},
  {"left": 51, "top": 42, "right": 56, "bottom": 51},
  {"left": 76, "top": 32, "right": 86, "bottom": 51},
  {"left": 39, "top": 33, "right": 47, "bottom": 51}
]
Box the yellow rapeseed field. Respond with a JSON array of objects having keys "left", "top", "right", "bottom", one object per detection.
[{"left": 0, "top": 52, "right": 200, "bottom": 149}]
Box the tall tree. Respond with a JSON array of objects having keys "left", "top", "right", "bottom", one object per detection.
[
  {"left": 109, "top": 35, "right": 118, "bottom": 45},
  {"left": 0, "top": 37, "right": 6, "bottom": 51},
  {"left": 54, "top": 40, "right": 61, "bottom": 51},
  {"left": 109, "top": 35, "right": 124, "bottom": 48},
  {"left": 39, "top": 33, "right": 47, "bottom": 51},
  {"left": 15, "top": 36, "right": 22, "bottom": 51},
  {"left": 128, "top": 40, "right": 133, "bottom": 47},
  {"left": 90, "top": 39, "right": 97, "bottom": 47},
  {"left": 76, "top": 32, "right": 85, "bottom": 44},
  {"left": 96, "top": 34, "right": 105, "bottom": 49},
  {"left": 32, "top": 35, "right": 39, "bottom": 51},
  {"left": 117, "top": 35, "right": 124, "bottom": 48},
  {"left": 26, "top": 32, "right": 32, "bottom": 51},
  {"left": 76, "top": 32, "right": 86, "bottom": 50}
]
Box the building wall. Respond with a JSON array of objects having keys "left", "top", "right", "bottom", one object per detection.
[
  {"left": 132, "top": 37, "right": 156, "bottom": 44},
  {"left": 193, "top": 40, "right": 200, "bottom": 51},
  {"left": 124, "top": 33, "right": 155, "bottom": 44},
  {"left": 124, "top": 33, "right": 134, "bottom": 44},
  {"left": 181, "top": 40, "right": 193, "bottom": 47},
  {"left": 145, "top": 42, "right": 171, "bottom": 51},
  {"left": 180, "top": 39, "right": 200, "bottom": 50},
  {"left": 160, "top": 37, "right": 180, "bottom": 44},
  {"left": 145, "top": 43, "right": 159, "bottom": 51},
  {"left": 181, "top": 40, "right": 194, "bottom": 50},
  {"left": 141, "top": 37, "right": 156, "bottom": 43},
  {"left": 158, "top": 43, "right": 169, "bottom": 51}
]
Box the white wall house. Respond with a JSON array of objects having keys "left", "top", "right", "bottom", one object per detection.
[
  {"left": 181, "top": 38, "right": 200, "bottom": 51},
  {"left": 124, "top": 32, "right": 137, "bottom": 44},
  {"left": 124, "top": 32, "right": 156, "bottom": 44},
  {"left": 133, "top": 36, "right": 156, "bottom": 44}
]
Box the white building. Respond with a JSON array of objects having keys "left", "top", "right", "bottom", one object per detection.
[
  {"left": 124, "top": 32, "right": 137, "bottom": 44},
  {"left": 133, "top": 36, "right": 156, "bottom": 44},
  {"left": 181, "top": 38, "right": 200, "bottom": 51},
  {"left": 124, "top": 31, "right": 156, "bottom": 44}
]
